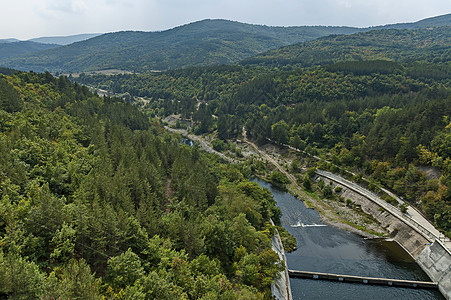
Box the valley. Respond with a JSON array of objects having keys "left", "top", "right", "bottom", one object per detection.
[{"left": 1, "top": 11, "right": 450, "bottom": 300}]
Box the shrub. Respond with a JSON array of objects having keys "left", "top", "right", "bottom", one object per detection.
[{"left": 334, "top": 186, "right": 343, "bottom": 193}]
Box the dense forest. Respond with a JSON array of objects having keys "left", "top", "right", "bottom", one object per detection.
[
  {"left": 0, "top": 71, "right": 289, "bottom": 299},
  {"left": 2, "top": 13, "right": 451, "bottom": 300},
  {"left": 242, "top": 27, "right": 451, "bottom": 68},
  {"left": 77, "top": 57, "right": 451, "bottom": 236},
  {"left": 0, "top": 41, "right": 58, "bottom": 61}
]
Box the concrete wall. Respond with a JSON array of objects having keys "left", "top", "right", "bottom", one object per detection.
[
  {"left": 417, "top": 240, "right": 451, "bottom": 300},
  {"left": 339, "top": 185, "right": 430, "bottom": 258},
  {"left": 322, "top": 177, "right": 430, "bottom": 258},
  {"left": 319, "top": 176, "right": 451, "bottom": 299},
  {"left": 270, "top": 220, "right": 293, "bottom": 300}
]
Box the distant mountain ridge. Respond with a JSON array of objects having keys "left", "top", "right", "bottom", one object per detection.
[
  {"left": 0, "top": 38, "right": 20, "bottom": 43},
  {"left": 241, "top": 26, "right": 451, "bottom": 68},
  {"left": 1, "top": 14, "right": 450, "bottom": 73},
  {"left": 0, "top": 41, "right": 59, "bottom": 61},
  {"left": 0, "top": 19, "right": 363, "bottom": 72},
  {"left": 371, "top": 13, "right": 451, "bottom": 30},
  {"left": 0, "top": 34, "right": 101, "bottom": 61},
  {"left": 28, "top": 33, "right": 102, "bottom": 45}
]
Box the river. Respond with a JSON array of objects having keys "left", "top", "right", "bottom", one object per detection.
[{"left": 254, "top": 178, "right": 444, "bottom": 300}]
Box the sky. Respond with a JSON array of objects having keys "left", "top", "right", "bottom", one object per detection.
[{"left": 1, "top": 0, "right": 450, "bottom": 40}]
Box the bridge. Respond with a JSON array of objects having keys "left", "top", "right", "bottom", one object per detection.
[{"left": 288, "top": 270, "right": 438, "bottom": 289}]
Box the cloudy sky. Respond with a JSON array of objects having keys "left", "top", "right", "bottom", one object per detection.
[{"left": 1, "top": 0, "right": 450, "bottom": 39}]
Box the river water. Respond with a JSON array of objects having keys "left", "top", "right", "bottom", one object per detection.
[{"left": 254, "top": 178, "right": 444, "bottom": 300}]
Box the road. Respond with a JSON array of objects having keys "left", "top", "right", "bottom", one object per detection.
[
  {"left": 168, "top": 126, "right": 451, "bottom": 251},
  {"left": 261, "top": 135, "right": 451, "bottom": 250},
  {"left": 164, "top": 127, "right": 238, "bottom": 164},
  {"left": 247, "top": 139, "right": 297, "bottom": 184},
  {"left": 316, "top": 170, "right": 451, "bottom": 251},
  {"left": 242, "top": 129, "right": 299, "bottom": 186}
]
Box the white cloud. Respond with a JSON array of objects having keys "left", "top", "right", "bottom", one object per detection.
[
  {"left": 336, "top": 0, "right": 352, "bottom": 9},
  {"left": 104, "top": 0, "right": 134, "bottom": 8},
  {"left": 34, "top": 0, "right": 88, "bottom": 22},
  {"left": 41, "top": 0, "right": 87, "bottom": 14}
]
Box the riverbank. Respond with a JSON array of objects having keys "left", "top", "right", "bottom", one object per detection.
[
  {"left": 164, "top": 126, "right": 449, "bottom": 299},
  {"left": 168, "top": 124, "right": 391, "bottom": 238},
  {"left": 238, "top": 136, "right": 389, "bottom": 239},
  {"left": 164, "top": 125, "right": 441, "bottom": 246},
  {"left": 256, "top": 177, "right": 444, "bottom": 300}
]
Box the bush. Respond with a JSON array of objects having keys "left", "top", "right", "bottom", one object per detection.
[
  {"left": 306, "top": 167, "right": 317, "bottom": 178},
  {"left": 334, "top": 186, "right": 343, "bottom": 193},
  {"left": 270, "top": 171, "right": 289, "bottom": 186},
  {"left": 303, "top": 176, "right": 313, "bottom": 191},
  {"left": 382, "top": 195, "right": 398, "bottom": 207},
  {"left": 291, "top": 159, "right": 300, "bottom": 172},
  {"left": 175, "top": 121, "right": 187, "bottom": 129},
  {"left": 322, "top": 185, "right": 333, "bottom": 199},
  {"left": 212, "top": 139, "right": 227, "bottom": 151}
]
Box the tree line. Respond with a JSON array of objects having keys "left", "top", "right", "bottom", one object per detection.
[
  {"left": 1, "top": 71, "right": 287, "bottom": 299},
  {"left": 77, "top": 59, "right": 451, "bottom": 236}
]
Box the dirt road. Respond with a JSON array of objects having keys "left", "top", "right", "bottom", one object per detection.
[{"left": 165, "top": 127, "right": 237, "bottom": 163}]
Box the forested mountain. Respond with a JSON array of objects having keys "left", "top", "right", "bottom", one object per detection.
[
  {"left": 0, "top": 34, "right": 101, "bottom": 62},
  {"left": 0, "top": 67, "right": 18, "bottom": 76},
  {"left": 0, "top": 19, "right": 364, "bottom": 73},
  {"left": 0, "top": 71, "right": 288, "bottom": 298},
  {"left": 0, "top": 39, "right": 20, "bottom": 43},
  {"left": 77, "top": 56, "right": 451, "bottom": 236},
  {"left": 28, "top": 33, "right": 102, "bottom": 45},
  {"left": 2, "top": 12, "right": 451, "bottom": 299},
  {"left": 372, "top": 13, "right": 451, "bottom": 29},
  {"left": 0, "top": 41, "right": 59, "bottom": 61},
  {"left": 2, "top": 14, "right": 450, "bottom": 73},
  {"left": 242, "top": 26, "right": 451, "bottom": 68}
]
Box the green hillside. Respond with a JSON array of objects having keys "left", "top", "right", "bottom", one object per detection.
[
  {"left": 28, "top": 33, "right": 102, "bottom": 45},
  {"left": 77, "top": 57, "right": 451, "bottom": 236},
  {"left": 2, "top": 14, "right": 450, "bottom": 73},
  {"left": 242, "top": 26, "right": 451, "bottom": 68},
  {"left": 2, "top": 11, "right": 451, "bottom": 300},
  {"left": 373, "top": 13, "right": 451, "bottom": 29},
  {"left": 0, "top": 41, "right": 59, "bottom": 61},
  {"left": 0, "top": 70, "right": 290, "bottom": 298},
  {"left": 0, "top": 19, "right": 362, "bottom": 73}
]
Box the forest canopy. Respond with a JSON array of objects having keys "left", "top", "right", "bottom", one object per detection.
[
  {"left": 77, "top": 57, "right": 451, "bottom": 236},
  {"left": 0, "top": 71, "right": 285, "bottom": 299}
]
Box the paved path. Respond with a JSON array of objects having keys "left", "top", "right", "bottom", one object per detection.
[
  {"left": 316, "top": 170, "right": 451, "bottom": 251},
  {"left": 379, "top": 187, "right": 444, "bottom": 240}
]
